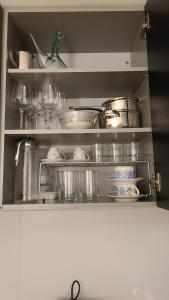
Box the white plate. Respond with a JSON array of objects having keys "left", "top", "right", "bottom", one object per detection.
[
  {"left": 107, "top": 178, "right": 143, "bottom": 184},
  {"left": 107, "top": 194, "right": 145, "bottom": 202}
]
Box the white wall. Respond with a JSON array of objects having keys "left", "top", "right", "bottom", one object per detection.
[{"left": 1, "top": 207, "right": 169, "bottom": 300}]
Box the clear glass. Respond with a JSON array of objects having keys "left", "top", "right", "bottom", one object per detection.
[
  {"left": 123, "top": 142, "right": 143, "bottom": 162},
  {"left": 12, "top": 79, "right": 68, "bottom": 129},
  {"left": 58, "top": 170, "right": 75, "bottom": 203},
  {"left": 13, "top": 81, "right": 31, "bottom": 129},
  {"left": 111, "top": 143, "right": 124, "bottom": 162},
  {"left": 85, "top": 170, "right": 99, "bottom": 202}
]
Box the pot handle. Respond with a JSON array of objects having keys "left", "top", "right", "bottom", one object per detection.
[{"left": 69, "top": 106, "right": 104, "bottom": 112}]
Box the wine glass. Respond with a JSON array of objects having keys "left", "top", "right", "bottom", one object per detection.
[
  {"left": 41, "top": 78, "right": 55, "bottom": 129},
  {"left": 14, "top": 81, "right": 31, "bottom": 129}
]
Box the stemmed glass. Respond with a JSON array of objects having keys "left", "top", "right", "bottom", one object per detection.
[
  {"left": 14, "top": 81, "right": 31, "bottom": 129},
  {"left": 13, "top": 78, "right": 67, "bottom": 129},
  {"left": 41, "top": 78, "right": 56, "bottom": 129},
  {"left": 41, "top": 78, "right": 67, "bottom": 129},
  {"left": 30, "top": 89, "right": 43, "bottom": 129}
]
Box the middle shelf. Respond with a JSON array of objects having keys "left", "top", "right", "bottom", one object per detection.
[{"left": 5, "top": 128, "right": 152, "bottom": 144}]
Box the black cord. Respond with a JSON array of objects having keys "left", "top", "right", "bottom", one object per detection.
[{"left": 71, "top": 280, "right": 80, "bottom": 300}]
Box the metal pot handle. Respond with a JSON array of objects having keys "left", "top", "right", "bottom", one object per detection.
[
  {"left": 69, "top": 106, "right": 120, "bottom": 116},
  {"left": 69, "top": 106, "right": 104, "bottom": 112}
]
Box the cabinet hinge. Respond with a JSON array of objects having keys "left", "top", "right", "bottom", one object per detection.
[
  {"left": 151, "top": 173, "right": 161, "bottom": 192},
  {"left": 140, "top": 12, "right": 151, "bottom": 40}
]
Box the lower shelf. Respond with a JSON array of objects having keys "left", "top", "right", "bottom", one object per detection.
[{"left": 1, "top": 201, "right": 156, "bottom": 211}]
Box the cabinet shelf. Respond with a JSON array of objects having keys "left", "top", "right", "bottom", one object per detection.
[
  {"left": 40, "top": 160, "right": 149, "bottom": 167},
  {"left": 2, "top": 201, "right": 156, "bottom": 211},
  {"left": 8, "top": 68, "right": 148, "bottom": 98},
  {"left": 5, "top": 128, "right": 152, "bottom": 145}
]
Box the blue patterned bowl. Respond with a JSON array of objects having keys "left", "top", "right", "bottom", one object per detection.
[{"left": 60, "top": 111, "right": 98, "bottom": 129}]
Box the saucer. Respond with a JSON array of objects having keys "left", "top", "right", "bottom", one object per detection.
[
  {"left": 107, "top": 194, "right": 144, "bottom": 202},
  {"left": 107, "top": 178, "right": 143, "bottom": 184}
]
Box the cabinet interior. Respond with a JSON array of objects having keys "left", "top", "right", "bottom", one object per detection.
[{"left": 1, "top": 9, "right": 156, "bottom": 206}]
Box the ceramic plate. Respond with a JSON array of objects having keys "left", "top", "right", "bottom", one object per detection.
[
  {"left": 107, "top": 194, "right": 145, "bottom": 202},
  {"left": 107, "top": 178, "right": 143, "bottom": 184}
]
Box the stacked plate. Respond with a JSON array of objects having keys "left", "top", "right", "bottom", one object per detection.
[{"left": 107, "top": 166, "right": 143, "bottom": 202}]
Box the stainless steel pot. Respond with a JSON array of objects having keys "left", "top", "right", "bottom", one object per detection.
[
  {"left": 99, "top": 109, "right": 140, "bottom": 128},
  {"left": 69, "top": 96, "right": 141, "bottom": 128},
  {"left": 69, "top": 106, "right": 140, "bottom": 128},
  {"left": 102, "top": 96, "right": 139, "bottom": 111}
]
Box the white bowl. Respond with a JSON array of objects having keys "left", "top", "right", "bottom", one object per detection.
[{"left": 60, "top": 110, "right": 98, "bottom": 129}]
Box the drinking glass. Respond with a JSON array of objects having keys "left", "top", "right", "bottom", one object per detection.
[
  {"left": 41, "top": 78, "right": 67, "bottom": 129},
  {"left": 111, "top": 143, "right": 124, "bottom": 162},
  {"left": 85, "top": 170, "right": 99, "bottom": 202},
  {"left": 14, "top": 81, "right": 31, "bottom": 129},
  {"left": 92, "top": 143, "right": 102, "bottom": 162},
  {"left": 74, "top": 170, "right": 86, "bottom": 202},
  {"left": 58, "top": 170, "right": 75, "bottom": 203},
  {"left": 123, "top": 142, "right": 143, "bottom": 162}
]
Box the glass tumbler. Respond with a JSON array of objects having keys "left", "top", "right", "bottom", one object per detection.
[
  {"left": 58, "top": 170, "right": 75, "bottom": 203},
  {"left": 111, "top": 143, "right": 124, "bottom": 162},
  {"left": 124, "top": 142, "right": 143, "bottom": 162},
  {"left": 74, "top": 170, "right": 86, "bottom": 203},
  {"left": 92, "top": 143, "right": 102, "bottom": 162},
  {"left": 85, "top": 170, "right": 99, "bottom": 202}
]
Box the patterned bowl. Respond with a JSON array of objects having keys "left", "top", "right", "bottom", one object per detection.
[{"left": 60, "top": 110, "right": 98, "bottom": 129}]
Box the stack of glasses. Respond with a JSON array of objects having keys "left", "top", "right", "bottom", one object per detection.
[{"left": 93, "top": 142, "right": 143, "bottom": 162}]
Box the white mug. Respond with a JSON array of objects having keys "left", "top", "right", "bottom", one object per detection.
[
  {"left": 112, "top": 166, "right": 135, "bottom": 179},
  {"left": 112, "top": 183, "right": 140, "bottom": 197},
  {"left": 47, "top": 147, "right": 66, "bottom": 161},
  {"left": 8, "top": 50, "right": 32, "bottom": 69},
  {"left": 73, "top": 147, "right": 89, "bottom": 161}
]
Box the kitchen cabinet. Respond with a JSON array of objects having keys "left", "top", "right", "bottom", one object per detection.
[{"left": 0, "top": 2, "right": 167, "bottom": 209}]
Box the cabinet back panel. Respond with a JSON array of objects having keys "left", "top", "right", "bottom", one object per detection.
[{"left": 8, "top": 11, "right": 144, "bottom": 53}]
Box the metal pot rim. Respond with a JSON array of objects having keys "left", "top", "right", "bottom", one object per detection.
[{"left": 103, "top": 96, "right": 139, "bottom": 106}]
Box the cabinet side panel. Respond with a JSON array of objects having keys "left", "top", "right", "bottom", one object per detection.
[
  {"left": 0, "top": 10, "right": 8, "bottom": 207},
  {"left": 146, "top": 0, "right": 169, "bottom": 209}
]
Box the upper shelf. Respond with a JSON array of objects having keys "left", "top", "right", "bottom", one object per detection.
[
  {"left": 8, "top": 11, "right": 144, "bottom": 53},
  {"left": 8, "top": 68, "right": 148, "bottom": 98}
]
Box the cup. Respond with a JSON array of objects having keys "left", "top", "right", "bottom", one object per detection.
[
  {"left": 73, "top": 147, "right": 89, "bottom": 161},
  {"left": 47, "top": 147, "right": 66, "bottom": 161},
  {"left": 112, "top": 183, "right": 140, "bottom": 197},
  {"left": 112, "top": 166, "right": 135, "bottom": 179},
  {"left": 8, "top": 50, "right": 32, "bottom": 69}
]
